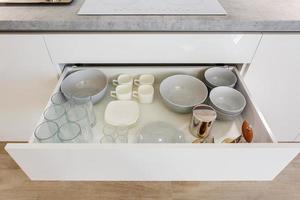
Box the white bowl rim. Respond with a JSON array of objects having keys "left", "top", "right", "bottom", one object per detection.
[
  {"left": 61, "top": 69, "right": 108, "bottom": 98},
  {"left": 204, "top": 67, "right": 237, "bottom": 87},
  {"left": 209, "top": 86, "right": 246, "bottom": 114},
  {"left": 159, "top": 74, "right": 208, "bottom": 108}
]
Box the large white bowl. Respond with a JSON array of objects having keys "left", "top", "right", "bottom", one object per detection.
[
  {"left": 160, "top": 75, "right": 208, "bottom": 113},
  {"left": 204, "top": 67, "right": 237, "bottom": 89},
  {"left": 61, "top": 69, "right": 108, "bottom": 104},
  {"left": 209, "top": 86, "right": 246, "bottom": 115}
]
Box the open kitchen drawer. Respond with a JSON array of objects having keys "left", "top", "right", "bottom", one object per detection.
[{"left": 5, "top": 65, "right": 300, "bottom": 181}]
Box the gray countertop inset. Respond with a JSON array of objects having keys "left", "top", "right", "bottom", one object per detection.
[{"left": 1, "top": 0, "right": 300, "bottom": 32}]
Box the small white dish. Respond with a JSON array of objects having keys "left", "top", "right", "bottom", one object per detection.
[
  {"left": 104, "top": 100, "right": 139, "bottom": 126},
  {"left": 209, "top": 86, "right": 246, "bottom": 115},
  {"left": 204, "top": 67, "right": 237, "bottom": 89},
  {"left": 138, "top": 121, "right": 185, "bottom": 143}
]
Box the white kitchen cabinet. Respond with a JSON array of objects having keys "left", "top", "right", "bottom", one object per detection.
[
  {"left": 5, "top": 65, "right": 300, "bottom": 181},
  {"left": 3, "top": 33, "right": 300, "bottom": 181},
  {"left": 0, "top": 34, "right": 58, "bottom": 141},
  {"left": 244, "top": 34, "right": 300, "bottom": 142},
  {"left": 44, "top": 33, "right": 262, "bottom": 64}
]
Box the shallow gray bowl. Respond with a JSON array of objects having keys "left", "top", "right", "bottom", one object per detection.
[
  {"left": 209, "top": 86, "right": 246, "bottom": 115},
  {"left": 160, "top": 75, "right": 208, "bottom": 114},
  {"left": 204, "top": 67, "right": 237, "bottom": 89},
  {"left": 61, "top": 69, "right": 108, "bottom": 104}
]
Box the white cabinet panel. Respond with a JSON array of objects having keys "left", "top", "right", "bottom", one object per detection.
[
  {"left": 44, "top": 33, "right": 262, "bottom": 64},
  {"left": 245, "top": 34, "right": 300, "bottom": 142},
  {"left": 0, "top": 35, "right": 57, "bottom": 141}
]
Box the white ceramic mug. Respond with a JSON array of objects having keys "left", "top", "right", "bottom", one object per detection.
[
  {"left": 112, "top": 74, "right": 133, "bottom": 87},
  {"left": 134, "top": 74, "right": 155, "bottom": 86},
  {"left": 110, "top": 85, "right": 132, "bottom": 100},
  {"left": 133, "top": 85, "right": 154, "bottom": 104}
]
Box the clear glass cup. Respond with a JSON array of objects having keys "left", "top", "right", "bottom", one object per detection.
[
  {"left": 34, "top": 121, "right": 59, "bottom": 143},
  {"left": 51, "top": 92, "right": 70, "bottom": 110},
  {"left": 69, "top": 96, "right": 96, "bottom": 127},
  {"left": 100, "top": 135, "right": 115, "bottom": 143},
  {"left": 67, "top": 106, "right": 93, "bottom": 142},
  {"left": 103, "top": 124, "right": 117, "bottom": 138},
  {"left": 115, "top": 135, "right": 128, "bottom": 143},
  {"left": 43, "top": 105, "right": 67, "bottom": 127},
  {"left": 58, "top": 122, "right": 84, "bottom": 143},
  {"left": 116, "top": 126, "right": 129, "bottom": 137}
]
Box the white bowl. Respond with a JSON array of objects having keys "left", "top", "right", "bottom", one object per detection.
[
  {"left": 204, "top": 67, "right": 237, "bottom": 89},
  {"left": 160, "top": 75, "right": 208, "bottom": 113},
  {"left": 138, "top": 121, "right": 185, "bottom": 143},
  {"left": 209, "top": 86, "right": 246, "bottom": 115},
  {"left": 61, "top": 69, "right": 108, "bottom": 104}
]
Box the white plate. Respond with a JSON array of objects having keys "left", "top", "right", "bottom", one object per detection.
[{"left": 104, "top": 100, "right": 139, "bottom": 126}]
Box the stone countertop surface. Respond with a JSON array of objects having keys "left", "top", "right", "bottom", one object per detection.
[{"left": 1, "top": 0, "right": 300, "bottom": 32}]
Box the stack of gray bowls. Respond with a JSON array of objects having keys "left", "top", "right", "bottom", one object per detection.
[{"left": 204, "top": 67, "right": 246, "bottom": 120}]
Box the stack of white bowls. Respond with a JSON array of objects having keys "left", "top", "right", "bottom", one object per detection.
[{"left": 209, "top": 86, "right": 246, "bottom": 120}]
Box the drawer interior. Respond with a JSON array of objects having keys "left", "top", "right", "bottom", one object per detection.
[{"left": 29, "top": 65, "right": 275, "bottom": 144}]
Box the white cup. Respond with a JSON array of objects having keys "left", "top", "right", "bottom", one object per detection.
[
  {"left": 134, "top": 74, "right": 155, "bottom": 86},
  {"left": 110, "top": 85, "right": 132, "bottom": 100},
  {"left": 113, "top": 74, "right": 133, "bottom": 87},
  {"left": 133, "top": 85, "right": 154, "bottom": 104}
]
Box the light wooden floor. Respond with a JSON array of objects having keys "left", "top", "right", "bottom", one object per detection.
[{"left": 1, "top": 142, "right": 300, "bottom": 200}]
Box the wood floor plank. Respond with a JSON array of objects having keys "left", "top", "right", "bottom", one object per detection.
[{"left": 0, "top": 142, "right": 299, "bottom": 200}]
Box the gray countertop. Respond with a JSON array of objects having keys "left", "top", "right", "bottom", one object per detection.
[{"left": 1, "top": 0, "right": 300, "bottom": 32}]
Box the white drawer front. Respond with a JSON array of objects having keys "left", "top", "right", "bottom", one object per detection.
[
  {"left": 44, "top": 33, "right": 262, "bottom": 64},
  {"left": 6, "top": 143, "right": 299, "bottom": 181},
  {"left": 5, "top": 66, "right": 300, "bottom": 181}
]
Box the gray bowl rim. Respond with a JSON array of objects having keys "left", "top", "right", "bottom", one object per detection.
[{"left": 159, "top": 74, "right": 208, "bottom": 108}]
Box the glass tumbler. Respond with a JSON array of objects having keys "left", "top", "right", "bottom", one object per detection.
[
  {"left": 51, "top": 92, "right": 70, "bottom": 110},
  {"left": 103, "top": 124, "right": 117, "bottom": 138},
  {"left": 43, "top": 105, "right": 67, "bottom": 127},
  {"left": 67, "top": 106, "right": 93, "bottom": 142},
  {"left": 69, "top": 96, "right": 96, "bottom": 127},
  {"left": 115, "top": 135, "right": 128, "bottom": 143},
  {"left": 34, "top": 121, "right": 59, "bottom": 143},
  {"left": 100, "top": 135, "right": 115, "bottom": 143},
  {"left": 58, "top": 122, "right": 84, "bottom": 143}
]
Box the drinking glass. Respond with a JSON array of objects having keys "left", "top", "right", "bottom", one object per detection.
[
  {"left": 100, "top": 135, "right": 115, "bottom": 143},
  {"left": 67, "top": 106, "right": 93, "bottom": 142},
  {"left": 43, "top": 105, "right": 67, "bottom": 126},
  {"left": 34, "top": 121, "right": 59, "bottom": 143},
  {"left": 69, "top": 96, "right": 96, "bottom": 127},
  {"left": 103, "top": 124, "right": 117, "bottom": 138},
  {"left": 58, "top": 122, "right": 84, "bottom": 143},
  {"left": 116, "top": 126, "right": 129, "bottom": 137},
  {"left": 51, "top": 92, "right": 70, "bottom": 110},
  {"left": 115, "top": 135, "right": 128, "bottom": 143}
]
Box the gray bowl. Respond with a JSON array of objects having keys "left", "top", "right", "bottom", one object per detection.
[
  {"left": 204, "top": 67, "right": 237, "bottom": 89},
  {"left": 209, "top": 86, "right": 246, "bottom": 115},
  {"left": 160, "top": 75, "right": 208, "bottom": 113},
  {"left": 61, "top": 69, "right": 108, "bottom": 104}
]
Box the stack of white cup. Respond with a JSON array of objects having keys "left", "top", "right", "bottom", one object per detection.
[{"left": 110, "top": 74, "right": 155, "bottom": 104}]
